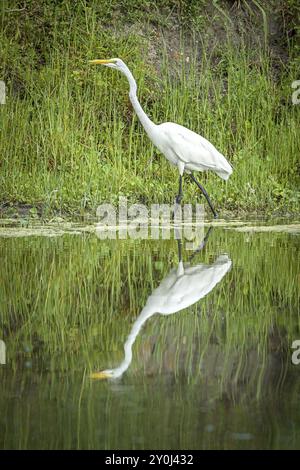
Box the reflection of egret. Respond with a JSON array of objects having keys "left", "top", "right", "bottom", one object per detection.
[{"left": 91, "top": 232, "right": 231, "bottom": 379}]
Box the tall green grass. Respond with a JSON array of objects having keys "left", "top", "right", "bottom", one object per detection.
[{"left": 0, "top": 0, "right": 299, "bottom": 215}]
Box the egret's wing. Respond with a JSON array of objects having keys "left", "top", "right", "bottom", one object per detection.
[
  {"left": 159, "top": 122, "right": 232, "bottom": 178},
  {"left": 167, "top": 256, "right": 231, "bottom": 309},
  {"left": 148, "top": 255, "right": 231, "bottom": 314}
]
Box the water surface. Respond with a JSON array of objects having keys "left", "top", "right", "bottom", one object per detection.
[{"left": 0, "top": 219, "right": 299, "bottom": 449}]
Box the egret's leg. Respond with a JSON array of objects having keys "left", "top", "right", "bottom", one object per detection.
[
  {"left": 176, "top": 175, "right": 183, "bottom": 204},
  {"left": 189, "top": 173, "right": 218, "bottom": 219},
  {"left": 177, "top": 238, "right": 182, "bottom": 262},
  {"left": 172, "top": 175, "right": 183, "bottom": 220},
  {"left": 189, "top": 226, "right": 213, "bottom": 262}
]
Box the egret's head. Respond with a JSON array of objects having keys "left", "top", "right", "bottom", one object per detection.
[
  {"left": 90, "top": 369, "right": 121, "bottom": 380},
  {"left": 89, "top": 57, "right": 127, "bottom": 72},
  {"left": 89, "top": 57, "right": 136, "bottom": 91}
]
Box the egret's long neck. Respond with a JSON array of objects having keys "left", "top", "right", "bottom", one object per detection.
[
  {"left": 114, "top": 305, "right": 155, "bottom": 377},
  {"left": 122, "top": 66, "right": 156, "bottom": 138}
]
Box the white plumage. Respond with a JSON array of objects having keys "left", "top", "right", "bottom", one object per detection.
[
  {"left": 156, "top": 122, "right": 232, "bottom": 180},
  {"left": 146, "top": 254, "right": 232, "bottom": 315}
]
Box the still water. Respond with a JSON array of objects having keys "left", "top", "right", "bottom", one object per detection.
[{"left": 0, "top": 219, "right": 299, "bottom": 449}]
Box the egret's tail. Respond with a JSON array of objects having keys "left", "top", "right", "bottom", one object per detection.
[{"left": 215, "top": 161, "right": 233, "bottom": 180}]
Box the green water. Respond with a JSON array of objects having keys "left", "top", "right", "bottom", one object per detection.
[{"left": 0, "top": 220, "right": 299, "bottom": 449}]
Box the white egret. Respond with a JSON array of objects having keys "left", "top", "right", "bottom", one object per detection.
[
  {"left": 89, "top": 58, "right": 233, "bottom": 218},
  {"left": 91, "top": 234, "right": 231, "bottom": 379}
]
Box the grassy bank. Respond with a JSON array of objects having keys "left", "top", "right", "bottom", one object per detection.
[{"left": 0, "top": 0, "right": 299, "bottom": 216}]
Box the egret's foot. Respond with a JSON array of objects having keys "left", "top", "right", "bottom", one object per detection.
[{"left": 213, "top": 212, "right": 218, "bottom": 219}]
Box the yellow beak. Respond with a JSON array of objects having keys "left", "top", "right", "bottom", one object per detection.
[
  {"left": 90, "top": 370, "right": 111, "bottom": 380},
  {"left": 88, "top": 59, "right": 115, "bottom": 65}
]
